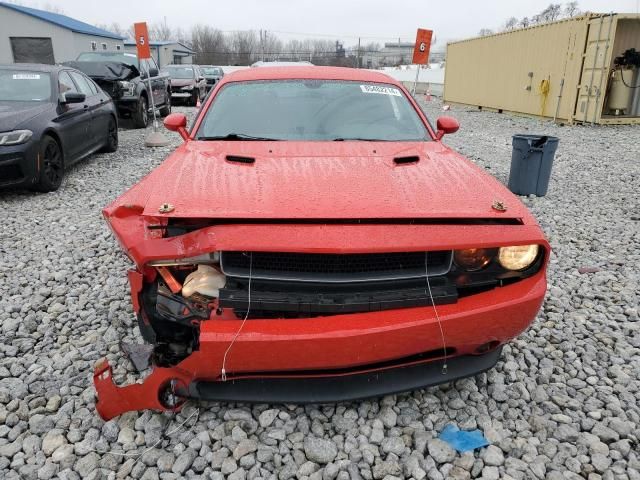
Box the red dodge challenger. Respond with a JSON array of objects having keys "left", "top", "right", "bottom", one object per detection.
[{"left": 95, "top": 67, "right": 549, "bottom": 419}]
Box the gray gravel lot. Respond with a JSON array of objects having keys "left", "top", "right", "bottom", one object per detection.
[{"left": 0, "top": 102, "right": 639, "bottom": 480}]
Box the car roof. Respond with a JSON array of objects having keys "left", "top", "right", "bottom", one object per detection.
[
  {"left": 222, "top": 66, "right": 399, "bottom": 85},
  {"left": 0, "top": 63, "right": 65, "bottom": 72}
]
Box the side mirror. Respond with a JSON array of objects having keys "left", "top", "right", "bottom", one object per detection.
[
  {"left": 435, "top": 116, "right": 459, "bottom": 140},
  {"left": 60, "top": 92, "right": 86, "bottom": 104},
  {"left": 164, "top": 113, "right": 188, "bottom": 140},
  {"left": 148, "top": 68, "right": 159, "bottom": 78}
]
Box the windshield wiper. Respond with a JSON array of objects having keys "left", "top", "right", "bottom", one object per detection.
[{"left": 197, "top": 133, "right": 281, "bottom": 141}]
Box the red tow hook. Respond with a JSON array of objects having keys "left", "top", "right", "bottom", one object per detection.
[{"left": 93, "top": 358, "right": 189, "bottom": 421}]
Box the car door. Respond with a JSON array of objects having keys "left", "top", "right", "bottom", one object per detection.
[
  {"left": 69, "top": 70, "right": 102, "bottom": 152},
  {"left": 86, "top": 75, "right": 113, "bottom": 143},
  {"left": 148, "top": 57, "right": 165, "bottom": 107},
  {"left": 56, "top": 70, "right": 93, "bottom": 163}
]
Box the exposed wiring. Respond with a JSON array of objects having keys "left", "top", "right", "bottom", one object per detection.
[
  {"left": 424, "top": 252, "right": 448, "bottom": 374},
  {"left": 87, "top": 406, "right": 199, "bottom": 459},
  {"left": 221, "top": 251, "right": 253, "bottom": 381}
]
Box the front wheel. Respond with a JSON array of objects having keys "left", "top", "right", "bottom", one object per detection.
[
  {"left": 33, "top": 135, "right": 64, "bottom": 192},
  {"left": 132, "top": 96, "right": 149, "bottom": 128},
  {"left": 100, "top": 116, "right": 118, "bottom": 153}
]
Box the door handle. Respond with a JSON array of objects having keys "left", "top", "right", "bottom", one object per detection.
[{"left": 83, "top": 105, "right": 89, "bottom": 109}]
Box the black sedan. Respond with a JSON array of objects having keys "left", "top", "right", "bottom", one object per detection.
[{"left": 0, "top": 64, "right": 118, "bottom": 192}]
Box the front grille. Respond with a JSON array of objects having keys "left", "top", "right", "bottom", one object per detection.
[{"left": 220, "top": 251, "right": 452, "bottom": 283}]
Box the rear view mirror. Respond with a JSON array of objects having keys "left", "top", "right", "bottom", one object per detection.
[
  {"left": 435, "top": 116, "right": 460, "bottom": 140},
  {"left": 148, "top": 68, "right": 159, "bottom": 78},
  {"left": 61, "top": 92, "right": 86, "bottom": 104},
  {"left": 164, "top": 113, "right": 188, "bottom": 140}
]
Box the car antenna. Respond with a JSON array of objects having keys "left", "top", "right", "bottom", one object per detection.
[{"left": 424, "top": 252, "right": 448, "bottom": 375}]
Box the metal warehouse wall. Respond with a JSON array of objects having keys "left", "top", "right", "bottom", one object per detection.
[
  {"left": 0, "top": 6, "right": 74, "bottom": 64},
  {"left": 444, "top": 16, "right": 590, "bottom": 122}
]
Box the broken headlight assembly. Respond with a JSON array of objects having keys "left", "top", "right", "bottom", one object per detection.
[{"left": 117, "top": 80, "right": 135, "bottom": 96}]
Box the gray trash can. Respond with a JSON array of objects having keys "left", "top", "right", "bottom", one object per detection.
[{"left": 507, "top": 135, "right": 559, "bottom": 196}]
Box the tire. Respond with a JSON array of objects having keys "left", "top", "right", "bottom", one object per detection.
[
  {"left": 99, "top": 116, "right": 119, "bottom": 153},
  {"left": 190, "top": 91, "right": 198, "bottom": 107},
  {"left": 159, "top": 90, "right": 171, "bottom": 117},
  {"left": 132, "top": 96, "right": 149, "bottom": 128},
  {"left": 34, "top": 135, "right": 64, "bottom": 192}
]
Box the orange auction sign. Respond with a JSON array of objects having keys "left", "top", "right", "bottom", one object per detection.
[
  {"left": 412, "top": 28, "right": 433, "bottom": 64},
  {"left": 134, "top": 22, "right": 151, "bottom": 59}
]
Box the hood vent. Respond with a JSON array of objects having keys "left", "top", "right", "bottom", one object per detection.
[
  {"left": 226, "top": 155, "right": 255, "bottom": 164},
  {"left": 393, "top": 155, "right": 420, "bottom": 165}
]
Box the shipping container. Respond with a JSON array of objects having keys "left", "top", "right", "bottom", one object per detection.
[{"left": 444, "top": 13, "right": 640, "bottom": 125}]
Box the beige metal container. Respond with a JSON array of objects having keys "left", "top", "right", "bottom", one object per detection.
[{"left": 444, "top": 13, "right": 640, "bottom": 125}]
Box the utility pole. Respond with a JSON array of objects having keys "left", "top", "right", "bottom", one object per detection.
[{"left": 356, "top": 37, "right": 361, "bottom": 68}]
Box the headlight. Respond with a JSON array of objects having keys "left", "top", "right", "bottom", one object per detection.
[
  {"left": 181, "top": 85, "right": 194, "bottom": 91},
  {"left": 118, "top": 81, "right": 135, "bottom": 96},
  {"left": 454, "top": 248, "right": 496, "bottom": 271},
  {"left": 147, "top": 252, "right": 219, "bottom": 267},
  {"left": 498, "top": 245, "right": 540, "bottom": 271},
  {"left": 0, "top": 130, "right": 33, "bottom": 146}
]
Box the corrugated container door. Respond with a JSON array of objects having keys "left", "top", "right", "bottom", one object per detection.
[{"left": 573, "top": 14, "right": 616, "bottom": 123}]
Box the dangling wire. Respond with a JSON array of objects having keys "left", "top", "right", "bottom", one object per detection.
[
  {"left": 424, "top": 252, "right": 448, "bottom": 374},
  {"left": 221, "top": 252, "right": 253, "bottom": 381}
]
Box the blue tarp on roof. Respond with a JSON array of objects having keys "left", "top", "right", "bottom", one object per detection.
[{"left": 0, "top": 2, "right": 124, "bottom": 39}]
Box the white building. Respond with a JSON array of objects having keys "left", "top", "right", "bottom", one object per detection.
[
  {"left": 0, "top": 2, "right": 124, "bottom": 64},
  {"left": 124, "top": 40, "right": 195, "bottom": 68}
]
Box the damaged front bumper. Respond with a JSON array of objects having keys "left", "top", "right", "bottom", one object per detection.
[{"left": 94, "top": 272, "right": 545, "bottom": 420}]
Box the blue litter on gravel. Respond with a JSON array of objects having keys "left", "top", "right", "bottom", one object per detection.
[{"left": 438, "top": 424, "right": 490, "bottom": 452}]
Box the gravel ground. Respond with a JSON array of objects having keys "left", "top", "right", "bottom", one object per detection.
[{"left": 0, "top": 101, "right": 639, "bottom": 480}]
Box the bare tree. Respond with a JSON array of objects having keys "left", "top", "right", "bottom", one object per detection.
[
  {"left": 504, "top": 17, "right": 519, "bottom": 30},
  {"left": 538, "top": 4, "right": 563, "bottom": 23},
  {"left": 519, "top": 17, "right": 531, "bottom": 28},
  {"left": 478, "top": 28, "right": 494, "bottom": 36},
  {"left": 229, "top": 30, "right": 258, "bottom": 65},
  {"left": 191, "top": 25, "right": 228, "bottom": 64},
  {"left": 564, "top": 1, "right": 580, "bottom": 17},
  {"left": 150, "top": 18, "right": 173, "bottom": 41},
  {"left": 94, "top": 22, "right": 126, "bottom": 37}
]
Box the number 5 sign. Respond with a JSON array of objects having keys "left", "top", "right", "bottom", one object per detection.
[
  {"left": 412, "top": 29, "right": 433, "bottom": 65},
  {"left": 134, "top": 22, "right": 151, "bottom": 59}
]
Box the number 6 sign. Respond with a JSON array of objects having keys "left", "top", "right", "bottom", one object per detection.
[
  {"left": 412, "top": 29, "right": 433, "bottom": 65},
  {"left": 134, "top": 22, "right": 151, "bottom": 59}
]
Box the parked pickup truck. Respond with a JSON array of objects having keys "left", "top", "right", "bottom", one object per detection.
[{"left": 65, "top": 52, "right": 171, "bottom": 128}]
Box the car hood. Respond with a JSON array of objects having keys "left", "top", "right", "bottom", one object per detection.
[
  {"left": 129, "top": 141, "right": 531, "bottom": 222},
  {"left": 170, "top": 79, "right": 195, "bottom": 87},
  {"left": 0, "top": 101, "right": 51, "bottom": 132}
]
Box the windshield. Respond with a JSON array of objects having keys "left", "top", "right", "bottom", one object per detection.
[
  {"left": 76, "top": 52, "right": 139, "bottom": 68},
  {"left": 163, "top": 66, "right": 195, "bottom": 79},
  {"left": 0, "top": 70, "right": 51, "bottom": 102},
  {"left": 202, "top": 67, "right": 222, "bottom": 75},
  {"left": 196, "top": 80, "right": 429, "bottom": 141}
]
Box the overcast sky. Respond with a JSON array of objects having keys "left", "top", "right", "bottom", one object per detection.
[{"left": 27, "top": 0, "right": 640, "bottom": 45}]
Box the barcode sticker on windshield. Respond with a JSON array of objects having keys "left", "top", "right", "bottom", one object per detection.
[
  {"left": 13, "top": 74, "right": 41, "bottom": 80},
  {"left": 360, "top": 85, "right": 401, "bottom": 96}
]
